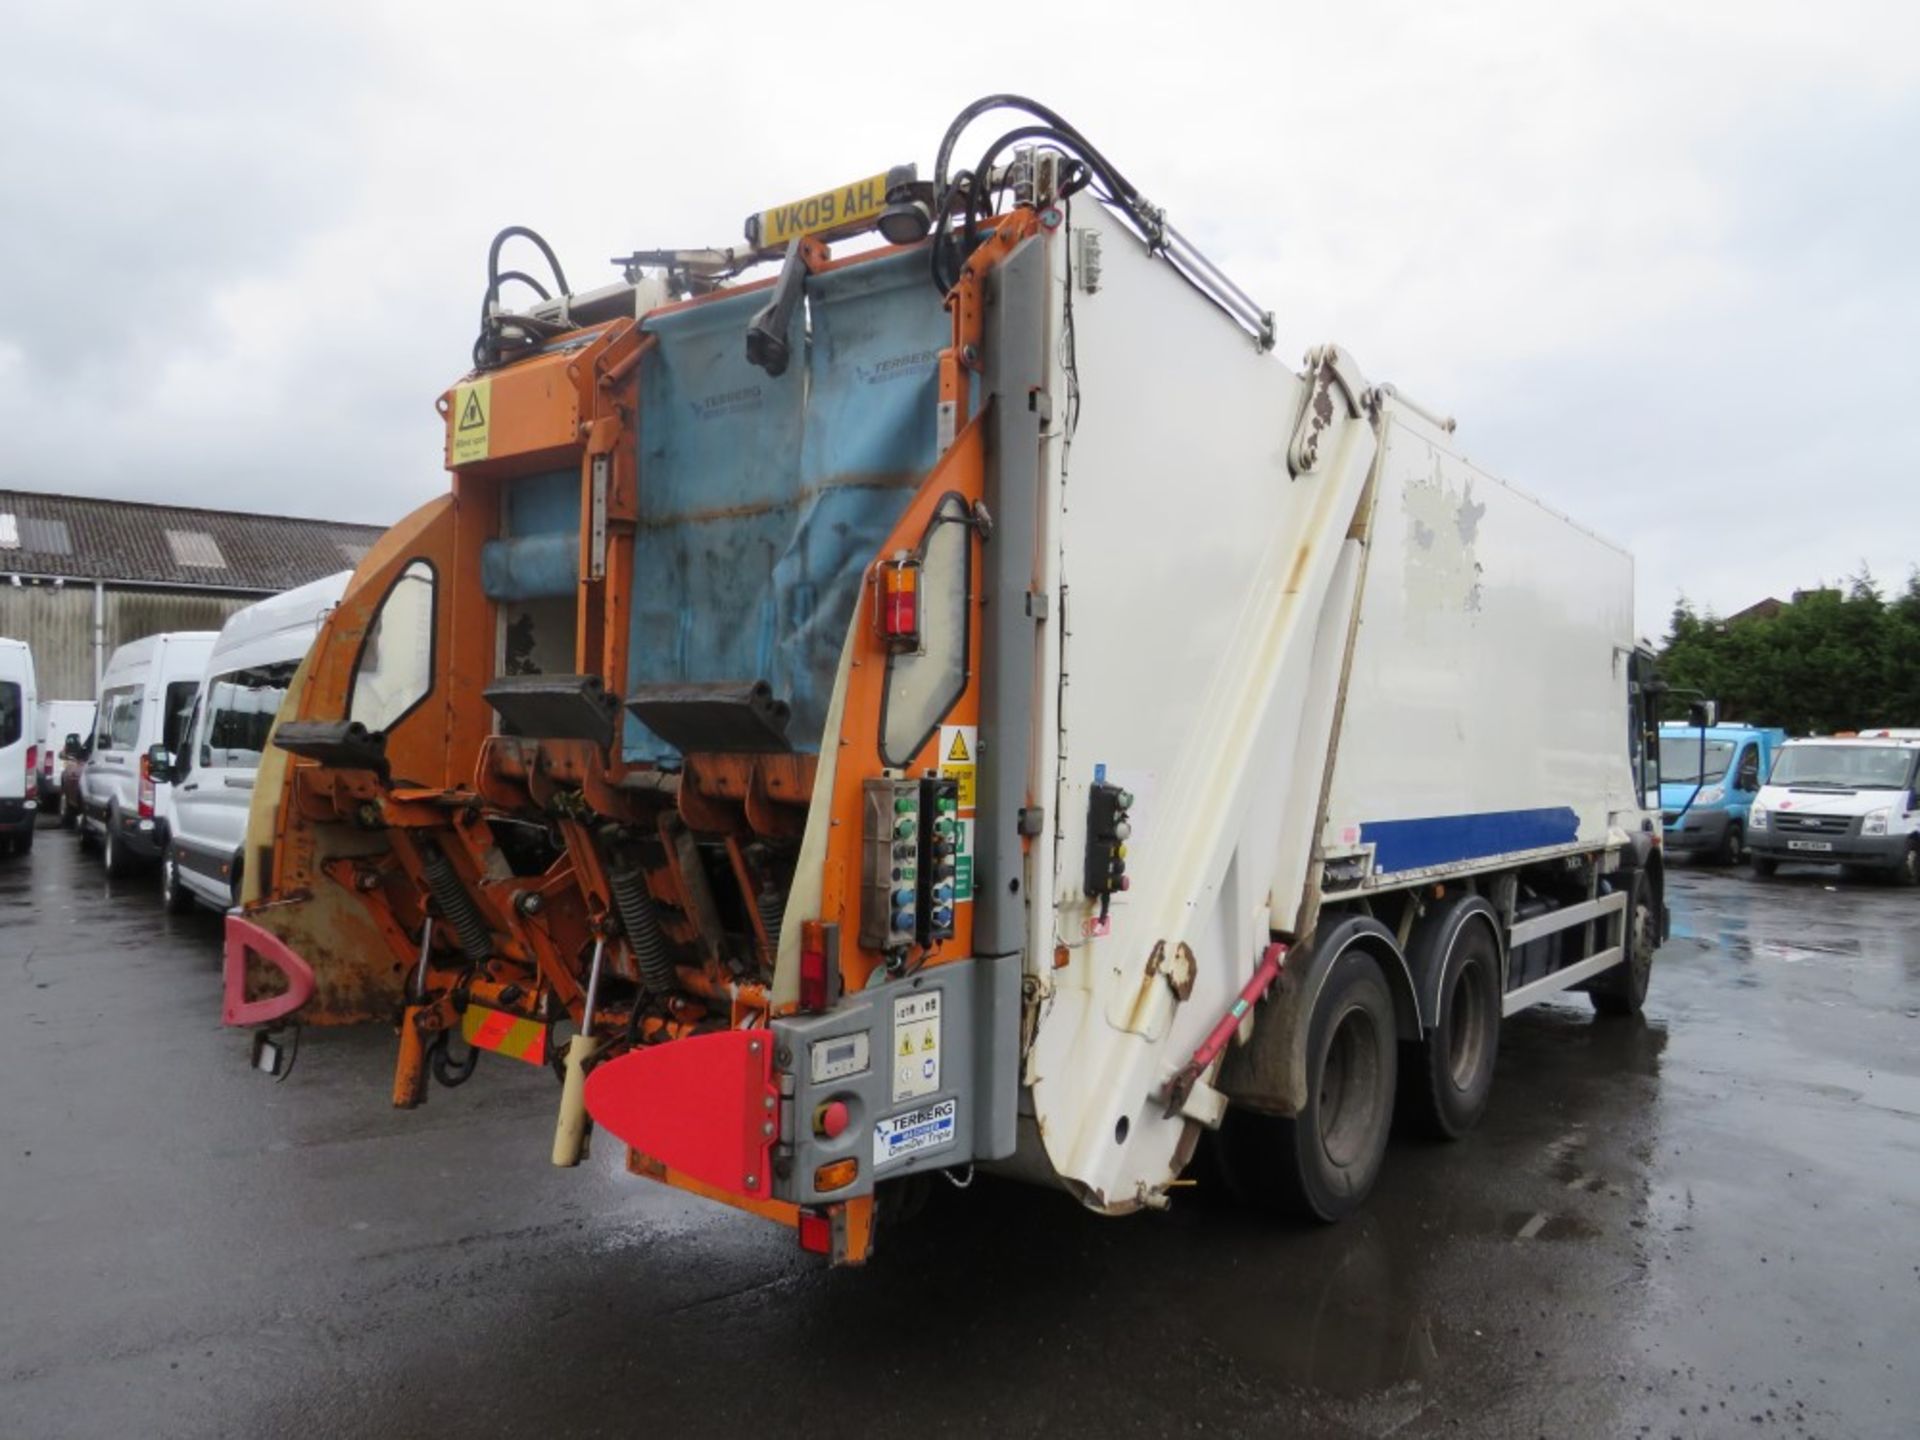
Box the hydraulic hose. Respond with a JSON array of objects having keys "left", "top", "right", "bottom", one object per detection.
[
  {"left": 420, "top": 843, "right": 492, "bottom": 964},
  {"left": 608, "top": 860, "right": 677, "bottom": 996}
]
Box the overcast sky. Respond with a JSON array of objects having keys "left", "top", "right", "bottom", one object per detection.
[{"left": 4, "top": 1, "right": 1915, "bottom": 639}]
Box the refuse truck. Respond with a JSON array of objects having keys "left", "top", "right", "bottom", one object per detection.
[{"left": 225, "top": 96, "right": 1667, "bottom": 1264}]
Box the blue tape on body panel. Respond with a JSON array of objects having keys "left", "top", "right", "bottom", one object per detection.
[{"left": 1359, "top": 806, "right": 1581, "bottom": 872}]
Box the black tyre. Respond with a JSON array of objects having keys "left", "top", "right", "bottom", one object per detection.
[
  {"left": 1590, "top": 872, "right": 1656, "bottom": 1017},
  {"left": 1751, "top": 855, "right": 1777, "bottom": 877},
  {"left": 1274, "top": 948, "right": 1399, "bottom": 1222},
  {"left": 16, "top": 825, "right": 33, "bottom": 855},
  {"left": 1716, "top": 822, "right": 1745, "bottom": 867},
  {"left": 102, "top": 810, "right": 134, "bottom": 877},
  {"left": 1895, "top": 840, "right": 1920, "bottom": 887},
  {"left": 160, "top": 852, "right": 196, "bottom": 914},
  {"left": 1403, "top": 915, "right": 1500, "bottom": 1140}
]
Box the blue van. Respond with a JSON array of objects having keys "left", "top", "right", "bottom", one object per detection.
[{"left": 1658, "top": 723, "right": 1788, "bottom": 865}]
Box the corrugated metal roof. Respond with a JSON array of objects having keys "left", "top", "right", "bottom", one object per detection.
[{"left": 0, "top": 489, "right": 387, "bottom": 592}]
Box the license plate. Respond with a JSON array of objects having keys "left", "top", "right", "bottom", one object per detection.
[
  {"left": 1787, "top": 840, "right": 1833, "bottom": 852},
  {"left": 748, "top": 172, "right": 892, "bottom": 249}
]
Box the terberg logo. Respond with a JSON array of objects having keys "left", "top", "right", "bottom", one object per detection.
[
  {"left": 689, "top": 386, "right": 763, "bottom": 420},
  {"left": 856, "top": 350, "right": 938, "bottom": 385}
]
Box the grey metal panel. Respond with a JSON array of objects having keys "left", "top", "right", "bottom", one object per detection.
[
  {"left": 970, "top": 950, "right": 1022, "bottom": 1160},
  {"left": 0, "top": 582, "right": 96, "bottom": 700},
  {"left": 974, "top": 236, "right": 1047, "bottom": 961}
]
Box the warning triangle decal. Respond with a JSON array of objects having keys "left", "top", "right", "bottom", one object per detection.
[
  {"left": 458, "top": 389, "right": 486, "bottom": 431},
  {"left": 947, "top": 732, "right": 970, "bottom": 763}
]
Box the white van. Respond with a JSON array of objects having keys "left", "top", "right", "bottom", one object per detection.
[
  {"left": 0, "top": 638, "right": 39, "bottom": 858},
  {"left": 160, "top": 574, "right": 348, "bottom": 912},
  {"left": 1749, "top": 732, "right": 1920, "bottom": 884},
  {"left": 38, "top": 699, "right": 96, "bottom": 815},
  {"left": 79, "top": 631, "right": 216, "bottom": 876}
]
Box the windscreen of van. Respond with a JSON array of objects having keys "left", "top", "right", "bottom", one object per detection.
[
  {"left": 1659, "top": 736, "right": 1734, "bottom": 784},
  {"left": 201, "top": 662, "right": 297, "bottom": 771},
  {"left": 0, "top": 683, "right": 20, "bottom": 747},
  {"left": 163, "top": 680, "right": 198, "bottom": 754},
  {"left": 98, "top": 686, "right": 142, "bottom": 752},
  {"left": 1771, "top": 744, "right": 1916, "bottom": 791}
]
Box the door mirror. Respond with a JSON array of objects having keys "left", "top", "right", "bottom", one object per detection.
[
  {"left": 1686, "top": 699, "right": 1718, "bottom": 728},
  {"left": 146, "top": 742, "right": 175, "bottom": 785}
]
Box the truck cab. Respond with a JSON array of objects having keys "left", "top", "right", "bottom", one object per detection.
[
  {"left": 1748, "top": 732, "right": 1920, "bottom": 883},
  {"left": 1657, "top": 722, "right": 1786, "bottom": 865}
]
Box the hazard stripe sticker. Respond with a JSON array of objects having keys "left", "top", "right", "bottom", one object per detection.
[{"left": 460, "top": 1006, "right": 548, "bottom": 1065}]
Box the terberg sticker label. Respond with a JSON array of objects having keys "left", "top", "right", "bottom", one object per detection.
[
  {"left": 451, "top": 379, "right": 491, "bottom": 465},
  {"left": 939, "top": 724, "right": 977, "bottom": 809},
  {"left": 873, "top": 1099, "right": 957, "bottom": 1167}
]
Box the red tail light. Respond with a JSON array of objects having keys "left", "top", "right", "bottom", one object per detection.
[
  {"left": 138, "top": 753, "right": 155, "bottom": 819},
  {"left": 879, "top": 556, "right": 919, "bottom": 649},
  {"left": 797, "top": 1208, "right": 832, "bottom": 1255},
  {"left": 798, "top": 919, "right": 830, "bottom": 1014},
  {"left": 27, "top": 745, "right": 37, "bottom": 785}
]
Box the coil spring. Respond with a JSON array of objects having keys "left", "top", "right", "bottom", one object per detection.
[
  {"left": 756, "top": 886, "right": 785, "bottom": 956},
  {"left": 420, "top": 844, "right": 492, "bottom": 964},
  {"left": 608, "top": 862, "right": 677, "bottom": 996}
]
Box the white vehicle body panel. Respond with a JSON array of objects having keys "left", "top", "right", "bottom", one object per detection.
[
  {"left": 1012, "top": 206, "right": 1644, "bottom": 1211},
  {"left": 0, "top": 637, "right": 38, "bottom": 807},
  {"left": 1318, "top": 418, "right": 1639, "bottom": 885},
  {"left": 170, "top": 573, "right": 349, "bottom": 907},
  {"left": 81, "top": 631, "right": 216, "bottom": 856}
]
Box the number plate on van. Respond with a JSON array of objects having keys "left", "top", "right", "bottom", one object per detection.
[{"left": 1787, "top": 840, "right": 1833, "bottom": 852}]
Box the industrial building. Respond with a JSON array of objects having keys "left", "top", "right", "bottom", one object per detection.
[{"left": 0, "top": 489, "right": 386, "bottom": 701}]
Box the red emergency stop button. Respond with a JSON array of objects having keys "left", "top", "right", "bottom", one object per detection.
[{"left": 813, "top": 1100, "right": 850, "bottom": 1138}]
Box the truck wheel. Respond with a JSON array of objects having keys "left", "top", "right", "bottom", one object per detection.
[
  {"left": 161, "top": 853, "right": 196, "bottom": 914},
  {"left": 1404, "top": 916, "right": 1500, "bottom": 1139},
  {"left": 1277, "top": 948, "right": 1399, "bottom": 1222},
  {"left": 1590, "top": 872, "right": 1655, "bottom": 1017},
  {"left": 1717, "top": 822, "right": 1745, "bottom": 867},
  {"left": 1751, "top": 856, "right": 1777, "bottom": 877},
  {"left": 1897, "top": 840, "right": 1920, "bottom": 887}
]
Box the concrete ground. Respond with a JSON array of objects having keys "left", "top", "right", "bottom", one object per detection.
[{"left": 2, "top": 828, "right": 1916, "bottom": 1439}]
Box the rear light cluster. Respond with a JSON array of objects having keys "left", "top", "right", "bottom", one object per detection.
[
  {"left": 27, "top": 745, "right": 38, "bottom": 788},
  {"left": 878, "top": 554, "right": 920, "bottom": 650},
  {"left": 798, "top": 920, "right": 830, "bottom": 1013},
  {"left": 138, "top": 753, "right": 155, "bottom": 819}
]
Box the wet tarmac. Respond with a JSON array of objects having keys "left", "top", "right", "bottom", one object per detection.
[{"left": 3, "top": 830, "right": 1917, "bottom": 1439}]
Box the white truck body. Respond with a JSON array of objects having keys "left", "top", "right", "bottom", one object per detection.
[{"left": 1009, "top": 204, "right": 1650, "bottom": 1210}]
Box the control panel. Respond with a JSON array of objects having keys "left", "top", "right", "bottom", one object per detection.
[
  {"left": 917, "top": 776, "right": 960, "bottom": 947},
  {"left": 861, "top": 774, "right": 962, "bottom": 954},
  {"left": 1083, "top": 780, "right": 1134, "bottom": 921},
  {"left": 861, "top": 777, "right": 923, "bottom": 952}
]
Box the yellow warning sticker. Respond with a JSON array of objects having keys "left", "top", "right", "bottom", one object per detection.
[
  {"left": 450, "top": 379, "right": 491, "bottom": 466},
  {"left": 939, "top": 724, "right": 977, "bottom": 809}
]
